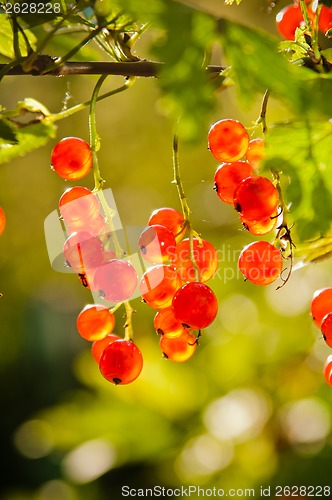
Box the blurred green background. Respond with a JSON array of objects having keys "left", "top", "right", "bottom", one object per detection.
[{"left": 1, "top": 1, "right": 332, "bottom": 499}]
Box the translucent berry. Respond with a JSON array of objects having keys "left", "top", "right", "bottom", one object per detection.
[
  {"left": 172, "top": 238, "right": 218, "bottom": 283},
  {"left": 245, "top": 138, "right": 265, "bottom": 170},
  {"left": 317, "top": 5, "right": 332, "bottom": 33},
  {"left": 310, "top": 287, "right": 332, "bottom": 329},
  {"left": 276, "top": 4, "right": 305, "bottom": 40},
  {"left": 76, "top": 304, "right": 115, "bottom": 341},
  {"left": 238, "top": 240, "right": 283, "bottom": 286},
  {"left": 234, "top": 176, "right": 279, "bottom": 221},
  {"left": 63, "top": 231, "right": 104, "bottom": 273},
  {"left": 324, "top": 355, "right": 332, "bottom": 387},
  {"left": 0, "top": 207, "right": 6, "bottom": 236},
  {"left": 59, "top": 187, "right": 100, "bottom": 225},
  {"left": 140, "top": 265, "right": 182, "bottom": 310},
  {"left": 214, "top": 161, "right": 254, "bottom": 204},
  {"left": 160, "top": 330, "right": 197, "bottom": 362},
  {"left": 94, "top": 259, "right": 138, "bottom": 303},
  {"left": 51, "top": 137, "right": 93, "bottom": 180},
  {"left": 148, "top": 207, "right": 186, "bottom": 242},
  {"left": 68, "top": 213, "right": 107, "bottom": 237},
  {"left": 91, "top": 333, "right": 120, "bottom": 363},
  {"left": 208, "top": 119, "right": 249, "bottom": 163},
  {"left": 99, "top": 339, "right": 143, "bottom": 385},
  {"left": 153, "top": 307, "right": 187, "bottom": 338},
  {"left": 139, "top": 224, "right": 176, "bottom": 263},
  {"left": 240, "top": 209, "right": 278, "bottom": 236},
  {"left": 172, "top": 282, "right": 218, "bottom": 329},
  {"left": 321, "top": 312, "right": 332, "bottom": 348}
]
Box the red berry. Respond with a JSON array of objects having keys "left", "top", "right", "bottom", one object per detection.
[
  {"left": 160, "top": 330, "right": 197, "bottom": 362},
  {"left": 0, "top": 207, "right": 6, "bottom": 236},
  {"left": 148, "top": 207, "right": 185, "bottom": 242},
  {"left": 234, "top": 176, "right": 279, "bottom": 221},
  {"left": 59, "top": 187, "right": 100, "bottom": 225},
  {"left": 324, "top": 355, "right": 332, "bottom": 387},
  {"left": 140, "top": 265, "right": 182, "bottom": 310},
  {"left": 76, "top": 304, "right": 115, "bottom": 341},
  {"left": 276, "top": 4, "right": 305, "bottom": 40},
  {"left": 310, "top": 287, "right": 332, "bottom": 329},
  {"left": 94, "top": 259, "right": 138, "bottom": 303},
  {"left": 172, "top": 282, "right": 218, "bottom": 329},
  {"left": 214, "top": 161, "right": 254, "bottom": 204},
  {"left": 91, "top": 333, "right": 120, "bottom": 363},
  {"left": 63, "top": 231, "right": 104, "bottom": 273},
  {"left": 68, "top": 213, "right": 107, "bottom": 237},
  {"left": 99, "top": 339, "right": 143, "bottom": 385},
  {"left": 240, "top": 209, "right": 278, "bottom": 236},
  {"left": 153, "top": 307, "right": 187, "bottom": 338},
  {"left": 208, "top": 119, "right": 249, "bottom": 163},
  {"left": 318, "top": 5, "right": 332, "bottom": 33},
  {"left": 245, "top": 138, "right": 265, "bottom": 170},
  {"left": 321, "top": 312, "right": 332, "bottom": 348},
  {"left": 238, "top": 240, "right": 283, "bottom": 286},
  {"left": 139, "top": 224, "right": 176, "bottom": 263},
  {"left": 51, "top": 137, "right": 93, "bottom": 180},
  {"left": 172, "top": 238, "right": 218, "bottom": 283}
]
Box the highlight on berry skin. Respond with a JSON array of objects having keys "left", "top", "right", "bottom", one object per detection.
[
  {"left": 208, "top": 119, "right": 249, "bottom": 163},
  {"left": 310, "top": 287, "right": 332, "bottom": 329}
]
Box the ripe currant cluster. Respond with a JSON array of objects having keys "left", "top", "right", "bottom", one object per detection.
[
  {"left": 310, "top": 287, "right": 332, "bottom": 388},
  {"left": 208, "top": 118, "right": 284, "bottom": 287},
  {"left": 51, "top": 136, "right": 143, "bottom": 385},
  {"left": 276, "top": 1, "right": 332, "bottom": 40},
  {"left": 138, "top": 207, "right": 219, "bottom": 362}
]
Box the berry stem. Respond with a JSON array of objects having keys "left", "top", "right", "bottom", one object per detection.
[
  {"left": 89, "top": 74, "right": 107, "bottom": 190},
  {"left": 51, "top": 76, "right": 135, "bottom": 123},
  {"left": 172, "top": 132, "right": 201, "bottom": 281},
  {"left": 256, "top": 89, "right": 270, "bottom": 135},
  {"left": 124, "top": 301, "right": 135, "bottom": 341}
]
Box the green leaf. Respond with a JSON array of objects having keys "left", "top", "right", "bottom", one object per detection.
[
  {"left": 0, "top": 99, "right": 57, "bottom": 164},
  {"left": 0, "top": 15, "right": 37, "bottom": 59},
  {"left": 153, "top": 2, "right": 216, "bottom": 142},
  {"left": 264, "top": 120, "right": 332, "bottom": 241},
  {"left": 219, "top": 20, "right": 305, "bottom": 111}
]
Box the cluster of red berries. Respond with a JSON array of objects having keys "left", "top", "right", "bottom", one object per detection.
[
  {"left": 310, "top": 287, "right": 332, "bottom": 387},
  {"left": 51, "top": 136, "right": 143, "bottom": 385},
  {"left": 208, "top": 118, "right": 283, "bottom": 286},
  {"left": 138, "top": 207, "right": 219, "bottom": 362},
  {"left": 276, "top": 1, "right": 332, "bottom": 40}
]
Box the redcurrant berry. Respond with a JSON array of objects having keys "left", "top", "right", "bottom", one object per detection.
[
  {"left": 91, "top": 333, "right": 120, "bottom": 363},
  {"left": 139, "top": 224, "right": 176, "bottom": 263},
  {"left": 51, "top": 137, "right": 93, "bottom": 180},
  {"left": 240, "top": 209, "right": 278, "bottom": 236},
  {"left": 148, "top": 207, "right": 185, "bottom": 242},
  {"left": 310, "top": 287, "right": 332, "bottom": 329},
  {"left": 59, "top": 187, "right": 100, "bottom": 225},
  {"left": 238, "top": 240, "right": 283, "bottom": 286},
  {"left": 245, "top": 138, "right": 265, "bottom": 170},
  {"left": 208, "top": 119, "right": 249, "bottom": 163},
  {"left": 317, "top": 5, "right": 332, "bottom": 33},
  {"left": 63, "top": 231, "right": 104, "bottom": 273},
  {"left": 214, "top": 161, "right": 254, "bottom": 204},
  {"left": 94, "top": 259, "right": 138, "bottom": 303},
  {"left": 321, "top": 312, "right": 332, "bottom": 348},
  {"left": 160, "top": 330, "right": 197, "bottom": 362},
  {"left": 324, "top": 355, "right": 332, "bottom": 387},
  {"left": 0, "top": 207, "right": 6, "bottom": 236},
  {"left": 172, "top": 238, "right": 218, "bottom": 283},
  {"left": 276, "top": 4, "right": 305, "bottom": 40},
  {"left": 234, "top": 176, "right": 279, "bottom": 221},
  {"left": 140, "top": 265, "right": 182, "bottom": 309},
  {"left": 172, "top": 282, "right": 218, "bottom": 329},
  {"left": 76, "top": 304, "right": 115, "bottom": 341},
  {"left": 153, "top": 307, "right": 187, "bottom": 338},
  {"left": 99, "top": 339, "right": 143, "bottom": 385},
  {"left": 68, "top": 213, "right": 107, "bottom": 237}
]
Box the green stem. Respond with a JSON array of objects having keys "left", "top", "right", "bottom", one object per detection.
[
  {"left": 124, "top": 301, "right": 135, "bottom": 341},
  {"left": 89, "top": 74, "right": 107, "bottom": 189},
  {"left": 50, "top": 76, "right": 135, "bottom": 123},
  {"left": 172, "top": 132, "right": 201, "bottom": 281},
  {"left": 299, "top": 0, "right": 321, "bottom": 63}
]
